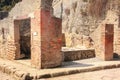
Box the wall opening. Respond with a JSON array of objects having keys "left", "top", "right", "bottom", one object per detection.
[
  {"left": 14, "top": 18, "right": 31, "bottom": 59},
  {"left": 19, "top": 18, "right": 31, "bottom": 59}
]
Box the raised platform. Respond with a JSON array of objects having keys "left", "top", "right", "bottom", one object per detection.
[{"left": 62, "top": 47, "right": 95, "bottom": 61}]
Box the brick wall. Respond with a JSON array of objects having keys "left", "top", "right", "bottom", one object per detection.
[
  {"left": 91, "top": 10, "right": 119, "bottom": 60},
  {"left": 31, "top": 9, "right": 63, "bottom": 69},
  {"left": 0, "top": 0, "right": 40, "bottom": 60}
]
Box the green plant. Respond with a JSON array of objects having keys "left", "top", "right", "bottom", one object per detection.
[{"left": 0, "top": 0, "right": 20, "bottom": 11}]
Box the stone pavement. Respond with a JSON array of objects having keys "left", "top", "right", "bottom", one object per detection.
[
  {"left": 47, "top": 68, "right": 120, "bottom": 80},
  {"left": 0, "top": 71, "right": 15, "bottom": 80},
  {"left": 1, "top": 58, "right": 120, "bottom": 80}
]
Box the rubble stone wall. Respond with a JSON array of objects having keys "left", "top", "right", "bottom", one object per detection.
[
  {"left": 63, "top": 49, "right": 95, "bottom": 61},
  {"left": 53, "top": 0, "right": 103, "bottom": 48},
  {"left": 0, "top": 0, "right": 120, "bottom": 66},
  {"left": 0, "top": 0, "right": 40, "bottom": 60},
  {"left": 53, "top": 0, "right": 120, "bottom": 57}
]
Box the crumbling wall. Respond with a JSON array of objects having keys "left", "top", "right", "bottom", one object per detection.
[
  {"left": 0, "top": 0, "right": 40, "bottom": 60},
  {"left": 53, "top": 0, "right": 104, "bottom": 48},
  {"left": 0, "top": 0, "right": 120, "bottom": 61},
  {"left": 0, "top": 0, "right": 63, "bottom": 69},
  {"left": 53, "top": 0, "right": 120, "bottom": 56},
  {"left": 91, "top": 0, "right": 120, "bottom": 57}
]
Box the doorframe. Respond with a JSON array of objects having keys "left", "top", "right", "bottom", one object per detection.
[{"left": 14, "top": 17, "right": 31, "bottom": 59}]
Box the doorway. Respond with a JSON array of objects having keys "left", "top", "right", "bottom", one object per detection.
[
  {"left": 19, "top": 18, "right": 31, "bottom": 59},
  {"left": 14, "top": 18, "right": 31, "bottom": 59}
]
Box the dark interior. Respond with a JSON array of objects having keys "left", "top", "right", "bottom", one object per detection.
[{"left": 19, "top": 18, "right": 31, "bottom": 59}]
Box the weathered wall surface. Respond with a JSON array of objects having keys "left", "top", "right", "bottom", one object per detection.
[
  {"left": 53, "top": 0, "right": 102, "bottom": 48},
  {"left": 0, "top": 0, "right": 63, "bottom": 69},
  {"left": 0, "top": 0, "right": 120, "bottom": 63},
  {"left": 63, "top": 49, "right": 95, "bottom": 61},
  {"left": 91, "top": 1, "right": 120, "bottom": 57},
  {"left": 0, "top": 0, "right": 40, "bottom": 59},
  {"left": 53, "top": 0, "right": 120, "bottom": 56}
]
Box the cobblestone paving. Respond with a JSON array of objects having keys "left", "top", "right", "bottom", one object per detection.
[
  {"left": 46, "top": 68, "right": 120, "bottom": 80},
  {"left": 0, "top": 71, "right": 15, "bottom": 80}
]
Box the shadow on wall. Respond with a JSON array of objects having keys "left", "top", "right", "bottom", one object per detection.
[{"left": 113, "top": 53, "right": 120, "bottom": 59}]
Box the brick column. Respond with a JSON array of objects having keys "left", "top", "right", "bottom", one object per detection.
[
  {"left": 31, "top": 9, "right": 62, "bottom": 69},
  {"left": 100, "top": 24, "right": 114, "bottom": 60},
  {"left": 41, "top": 9, "right": 62, "bottom": 68},
  {"left": 31, "top": 0, "right": 62, "bottom": 69}
]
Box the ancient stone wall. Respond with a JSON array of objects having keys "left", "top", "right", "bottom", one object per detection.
[
  {"left": 0, "top": 0, "right": 40, "bottom": 60},
  {"left": 53, "top": 0, "right": 103, "bottom": 48},
  {"left": 90, "top": 1, "right": 120, "bottom": 58},
  {"left": 0, "top": 0, "right": 120, "bottom": 67},
  {"left": 0, "top": 0, "right": 63, "bottom": 69},
  {"left": 63, "top": 49, "right": 95, "bottom": 61},
  {"left": 0, "top": 19, "right": 16, "bottom": 59},
  {"left": 53, "top": 0, "right": 119, "bottom": 50},
  {"left": 53, "top": 0, "right": 120, "bottom": 57}
]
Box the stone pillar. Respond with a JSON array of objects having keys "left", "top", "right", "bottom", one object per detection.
[
  {"left": 31, "top": 0, "right": 62, "bottom": 69},
  {"left": 100, "top": 24, "right": 114, "bottom": 60}
]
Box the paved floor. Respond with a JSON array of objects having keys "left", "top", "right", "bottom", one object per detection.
[
  {"left": 1, "top": 58, "right": 120, "bottom": 79},
  {"left": 0, "top": 71, "right": 14, "bottom": 80},
  {"left": 16, "top": 58, "right": 102, "bottom": 68},
  {"left": 47, "top": 68, "right": 120, "bottom": 80}
]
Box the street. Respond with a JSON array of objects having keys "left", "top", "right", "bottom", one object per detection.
[
  {"left": 0, "top": 71, "right": 14, "bottom": 80},
  {"left": 1, "top": 68, "right": 120, "bottom": 80},
  {"left": 46, "top": 68, "right": 120, "bottom": 80}
]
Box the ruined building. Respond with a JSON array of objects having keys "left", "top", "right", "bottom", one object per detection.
[
  {"left": 0, "top": 0, "right": 120, "bottom": 69},
  {"left": 0, "top": 0, "right": 63, "bottom": 69}
]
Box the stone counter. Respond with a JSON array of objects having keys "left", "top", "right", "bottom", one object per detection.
[{"left": 62, "top": 48, "right": 95, "bottom": 61}]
